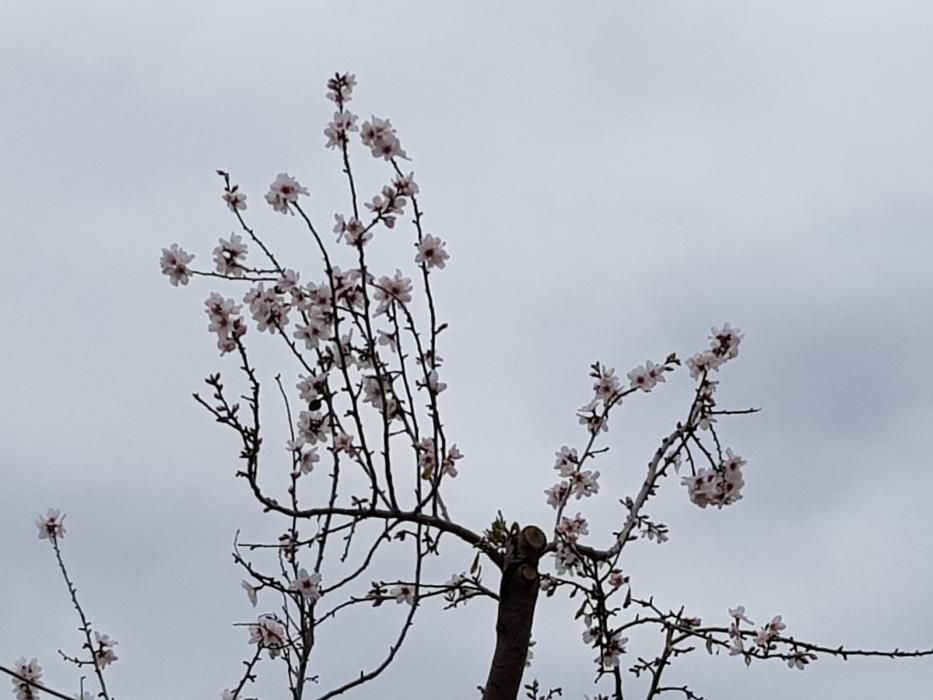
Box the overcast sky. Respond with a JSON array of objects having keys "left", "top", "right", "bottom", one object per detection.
[{"left": 3, "top": 2, "right": 933, "bottom": 698}]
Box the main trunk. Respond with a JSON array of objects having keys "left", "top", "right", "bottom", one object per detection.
[{"left": 482, "top": 525, "right": 548, "bottom": 700}]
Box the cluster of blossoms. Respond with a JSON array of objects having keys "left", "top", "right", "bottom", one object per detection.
[
  {"left": 681, "top": 447, "right": 746, "bottom": 509},
  {"left": 687, "top": 323, "right": 743, "bottom": 379},
  {"left": 363, "top": 176, "right": 409, "bottom": 229},
  {"left": 627, "top": 360, "right": 666, "bottom": 392},
  {"left": 204, "top": 292, "right": 246, "bottom": 355},
  {"left": 244, "top": 282, "right": 290, "bottom": 334},
  {"left": 557, "top": 512, "right": 589, "bottom": 542},
  {"left": 727, "top": 606, "right": 812, "bottom": 669},
  {"left": 544, "top": 445, "right": 601, "bottom": 511},
  {"left": 9, "top": 658, "right": 41, "bottom": 700},
  {"left": 332, "top": 213, "right": 370, "bottom": 247},
  {"left": 92, "top": 632, "right": 118, "bottom": 669},
  {"left": 552, "top": 512, "right": 590, "bottom": 575},
  {"left": 248, "top": 615, "right": 288, "bottom": 659},
  {"left": 324, "top": 109, "right": 358, "bottom": 150},
  {"left": 416, "top": 438, "right": 463, "bottom": 480},
  {"left": 288, "top": 568, "right": 323, "bottom": 602},
  {"left": 360, "top": 116, "right": 407, "bottom": 160},
  {"left": 35, "top": 509, "right": 65, "bottom": 541}
]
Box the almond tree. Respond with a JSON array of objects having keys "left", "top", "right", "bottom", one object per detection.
[{"left": 6, "top": 72, "right": 933, "bottom": 700}]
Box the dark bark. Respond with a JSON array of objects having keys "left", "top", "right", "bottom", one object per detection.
[{"left": 482, "top": 525, "right": 548, "bottom": 700}]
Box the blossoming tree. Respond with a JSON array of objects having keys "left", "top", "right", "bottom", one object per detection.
[{"left": 7, "top": 73, "right": 933, "bottom": 700}]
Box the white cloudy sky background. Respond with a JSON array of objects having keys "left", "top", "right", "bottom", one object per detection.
[{"left": 2, "top": 1, "right": 933, "bottom": 698}]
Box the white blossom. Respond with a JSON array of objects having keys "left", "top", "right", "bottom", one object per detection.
[
  {"left": 324, "top": 109, "right": 359, "bottom": 149},
  {"left": 36, "top": 508, "right": 65, "bottom": 541},
  {"left": 553, "top": 542, "right": 579, "bottom": 575},
  {"left": 374, "top": 270, "right": 413, "bottom": 314},
  {"left": 241, "top": 580, "right": 258, "bottom": 607},
  {"left": 599, "top": 632, "right": 629, "bottom": 670},
  {"left": 333, "top": 432, "right": 355, "bottom": 455},
  {"left": 11, "top": 657, "right": 42, "bottom": 700},
  {"left": 265, "top": 173, "right": 309, "bottom": 214},
  {"left": 222, "top": 189, "right": 247, "bottom": 212},
  {"left": 569, "top": 469, "right": 600, "bottom": 499},
  {"left": 204, "top": 292, "right": 247, "bottom": 354},
  {"left": 393, "top": 171, "right": 419, "bottom": 197},
  {"left": 294, "top": 313, "right": 330, "bottom": 350},
  {"left": 710, "top": 323, "right": 743, "bottom": 361},
  {"left": 326, "top": 73, "right": 356, "bottom": 104},
  {"left": 627, "top": 360, "right": 664, "bottom": 392},
  {"left": 593, "top": 366, "right": 620, "bottom": 400},
  {"left": 248, "top": 615, "right": 287, "bottom": 658},
  {"left": 553, "top": 446, "right": 579, "bottom": 476},
  {"left": 729, "top": 605, "right": 754, "bottom": 625},
  {"left": 426, "top": 369, "right": 447, "bottom": 394},
  {"left": 682, "top": 460, "right": 745, "bottom": 509},
  {"left": 244, "top": 283, "right": 290, "bottom": 333},
  {"left": 525, "top": 639, "right": 536, "bottom": 668},
  {"left": 333, "top": 213, "right": 371, "bottom": 247},
  {"left": 289, "top": 568, "right": 323, "bottom": 602},
  {"left": 213, "top": 234, "right": 248, "bottom": 277},
  {"left": 557, "top": 513, "right": 589, "bottom": 543},
  {"left": 391, "top": 584, "right": 415, "bottom": 605},
  {"left": 417, "top": 437, "right": 437, "bottom": 479},
  {"left": 92, "top": 631, "right": 118, "bottom": 668},
  {"left": 297, "top": 373, "right": 327, "bottom": 403},
  {"left": 544, "top": 481, "right": 570, "bottom": 509},
  {"left": 297, "top": 444, "right": 320, "bottom": 474},
  {"left": 415, "top": 234, "right": 449, "bottom": 270},
  {"left": 160, "top": 244, "right": 195, "bottom": 287},
  {"left": 755, "top": 615, "right": 786, "bottom": 647},
  {"left": 442, "top": 444, "right": 463, "bottom": 477},
  {"left": 687, "top": 351, "right": 718, "bottom": 379},
  {"left": 297, "top": 410, "right": 329, "bottom": 445},
  {"left": 577, "top": 400, "right": 608, "bottom": 434},
  {"left": 275, "top": 269, "right": 300, "bottom": 294},
  {"left": 360, "top": 116, "right": 407, "bottom": 160}
]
